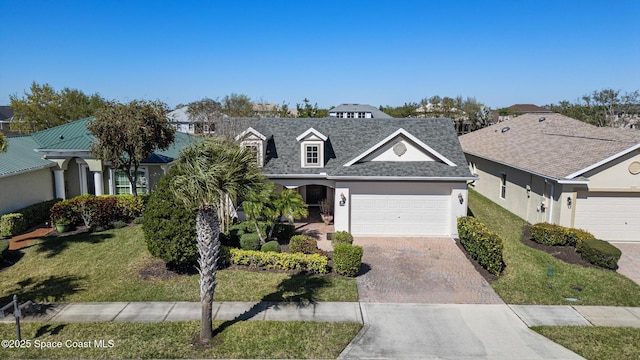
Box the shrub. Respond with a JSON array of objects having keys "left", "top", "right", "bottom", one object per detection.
[
  {"left": 0, "top": 239, "right": 9, "bottom": 260},
  {"left": 577, "top": 238, "right": 622, "bottom": 270},
  {"left": 333, "top": 243, "right": 363, "bottom": 277},
  {"left": 110, "top": 220, "right": 127, "bottom": 229},
  {"left": 228, "top": 247, "right": 328, "bottom": 273},
  {"left": 289, "top": 234, "right": 319, "bottom": 254},
  {"left": 331, "top": 231, "right": 354, "bottom": 247},
  {"left": 1, "top": 199, "right": 60, "bottom": 237},
  {"left": 132, "top": 216, "right": 144, "bottom": 225},
  {"left": 261, "top": 240, "right": 281, "bottom": 253},
  {"left": 457, "top": 216, "right": 504, "bottom": 275},
  {"left": 0, "top": 213, "right": 25, "bottom": 238},
  {"left": 50, "top": 195, "right": 119, "bottom": 228},
  {"left": 116, "top": 194, "right": 146, "bottom": 220},
  {"left": 271, "top": 223, "right": 296, "bottom": 242},
  {"left": 530, "top": 223, "right": 595, "bottom": 247},
  {"left": 143, "top": 166, "right": 198, "bottom": 267},
  {"left": 240, "top": 233, "right": 261, "bottom": 251}
]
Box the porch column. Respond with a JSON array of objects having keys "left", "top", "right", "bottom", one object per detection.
[
  {"left": 93, "top": 171, "right": 104, "bottom": 196},
  {"left": 54, "top": 169, "right": 66, "bottom": 200}
]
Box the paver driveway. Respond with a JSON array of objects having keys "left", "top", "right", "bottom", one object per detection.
[
  {"left": 354, "top": 237, "right": 503, "bottom": 304},
  {"left": 613, "top": 242, "right": 640, "bottom": 286}
]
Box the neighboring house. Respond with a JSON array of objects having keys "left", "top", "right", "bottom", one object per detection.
[
  {"left": 459, "top": 113, "right": 640, "bottom": 242},
  {"left": 329, "top": 104, "right": 392, "bottom": 119},
  {"left": 0, "top": 118, "right": 196, "bottom": 215},
  {"left": 236, "top": 117, "right": 473, "bottom": 237},
  {"left": 0, "top": 106, "right": 15, "bottom": 134},
  {"left": 498, "top": 104, "right": 551, "bottom": 122}
]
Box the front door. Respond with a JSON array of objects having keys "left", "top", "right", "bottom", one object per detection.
[{"left": 306, "top": 185, "right": 327, "bottom": 206}]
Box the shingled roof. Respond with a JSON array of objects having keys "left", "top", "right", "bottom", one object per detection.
[
  {"left": 329, "top": 104, "right": 393, "bottom": 118},
  {"left": 243, "top": 117, "right": 472, "bottom": 179},
  {"left": 459, "top": 113, "right": 640, "bottom": 180}
]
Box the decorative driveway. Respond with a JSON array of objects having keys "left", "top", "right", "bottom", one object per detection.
[
  {"left": 613, "top": 242, "right": 640, "bottom": 286},
  {"left": 354, "top": 237, "right": 504, "bottom": 304}
]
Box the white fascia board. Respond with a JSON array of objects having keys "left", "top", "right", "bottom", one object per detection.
[
  {"left": 0, "top": 163, "right": 56, "bottom": 179},
  {"left": 326, "top": 175, "right": 477, "bottom": 181},
  {"left": 264, "top": 173, "right": 329, "bottom": 179},
  {"left": 296, "top": 127, "right": 328, "bottom": 142},
  {"left": 557, "top": 179, "right": 590, "bottom": 185},
  {"left": 343, "top": 128, "right": 457, "bottom": 167},
  {"left": 564, "top": 143, "right": 640, "bottom": 179},
  {"left": 235, "top": 127, "right": 266, "bottom": 141}
]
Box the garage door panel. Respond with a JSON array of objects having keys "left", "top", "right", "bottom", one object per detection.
[
  {"left": 351, "top": 194, "right": 450, "bottom": 236},
  {"left": 574, "top": 193, "right": 640, "bottom": 242}
]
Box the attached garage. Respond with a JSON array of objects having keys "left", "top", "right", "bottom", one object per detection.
[{"left": 574, "top": 192, "right": 640, "bottom": 242}]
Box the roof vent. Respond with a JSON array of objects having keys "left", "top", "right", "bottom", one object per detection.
[
  {"left": 59, "top": 135, "right": 64, "bottom": 140},
  {"left": 538, "top": 117, "right": 546, "bottom": 122},
  {"left": 501, "top": 127, "right": 510, "bottom": 133}
]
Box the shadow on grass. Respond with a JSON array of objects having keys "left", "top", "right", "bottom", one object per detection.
[
  {"left": 35, "top": 232, "right": 114, "bottom": 258},
  {"left": 213, "top": 272, "right": 329, "bottom": 336},
  {"left": 0, "top": 274, "right": 86, "bottom": 305},
  {"left": 34, "top": 324, "right": 66, "bottom": 337}
]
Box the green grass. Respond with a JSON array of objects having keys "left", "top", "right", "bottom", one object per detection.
[
  {"left": 532, "top": 326, "right": 640, "bottom": 360},
  {"left": 468, "top": 189, "right": 640, "bottom": 306},
  {"left": 0, "top": 225, "right": 358, "bottom": 304},
  {"left": 0, "top": 320, "right": 362, "bottom": 359}
]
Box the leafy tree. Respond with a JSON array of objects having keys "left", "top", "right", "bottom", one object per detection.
[
  {"left": 170, "top": 139, "right": 266, "bottom": 344},
  {"left": 379, "top": 103, "right": 418, "bottom": 118},
  {"left": 222, "top": 93, "right": 253, "bottom": 117},
  {"left": 88, "top": 99, "right": 175, "bottom": 197},
  {"left": 0, "top": 133, "right": 6, "bottom": 152},
  {"left": 10, "top": 81, "right": 104, "bottom": 133},
  {"left": 296, "top": 98, "right": 329, "bottom": 118},
  {"left": 549, "top": 88, "right": 640, "bottom": 127},
  {"left": 186, "top": 98, "right": 222, "bottom": 135}
]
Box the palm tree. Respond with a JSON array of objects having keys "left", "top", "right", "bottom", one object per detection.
[
  {"left": 242, "top": 183, "right": 277, "bottom": 244},
  {"left": 268, "top": 189, "right": 308, "bottom": 240},
  {"left": 0, "top": 133, "right": 7, "bottom": 152},
  {"left": 171, "top": 138, "right": 266, "bottom": 344}
]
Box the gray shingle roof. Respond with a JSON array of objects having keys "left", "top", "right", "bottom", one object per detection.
[
  {"left": 459, "top": 113, "right": 640, "bottom": 179},
  {"left": 329, "top": 104, "right": 393, "bottom": 118},
  {"left": 242, "top": 117, "right": 472, "bottom": 179}
]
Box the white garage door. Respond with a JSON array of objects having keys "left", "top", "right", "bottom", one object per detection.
[
  {"left": 574, "top": 193, "right": 640, "bottom": 242},
  {"left": 350, "top": 194, "right": 450, "bottom": 236}
]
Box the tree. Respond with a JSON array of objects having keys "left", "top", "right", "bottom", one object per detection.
[
  {"left": 549, "top": 88, "right": 640, "bottom": 127},
  {"left": 186, "top": 98, "right": 223, "bottom": 135},
  {"left": 88, "top": 99, "right": 175, "bottom": 197},
  {"left": 222, "top": 93, "right": 253, "bottom": 117},
  {"left": 296, "top": 98, "right": 329, "bottom": 118},
  {"left": 10, "top": 81, "right": 104, "bottom": 133},
  {"left": 170, "top": 139, "right": 266, "bottom": 344},
  {"left": 0, "top": 133, "right": 7, "bottom": 152}
]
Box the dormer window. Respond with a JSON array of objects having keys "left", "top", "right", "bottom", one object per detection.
[
  {"left": 296, "top": 127, "right": 327, "bottom": 168},
  {"left": 236, "top": 127, "right": 267, "bottom": 167}
]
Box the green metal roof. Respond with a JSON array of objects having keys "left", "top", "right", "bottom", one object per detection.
[
  {"left": 31, "top": 117, "right": 94, "bottom": 149},
  {"left": 0, "top": 136, "right": 55, "bottom": 177}
]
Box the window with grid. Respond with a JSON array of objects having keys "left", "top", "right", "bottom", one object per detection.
[
  {"left": 358, "top": 112, "right": 366, "bottom": 118},
  {"left": 347, "top": 112, "right": 354, "bottom": 118},
  {"left": 114, "top": 169, "right": 147, "bottom": 195},
  {"left": 305, "top": 145, "right": 319, "bottom": 165}
]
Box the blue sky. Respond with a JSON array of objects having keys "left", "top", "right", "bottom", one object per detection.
[{"left": 1, "top": 1, "right": 638, "bottom": 110}]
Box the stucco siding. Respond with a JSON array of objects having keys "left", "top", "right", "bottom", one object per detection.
[
  {"left": 0, "top": 168, "right": 55, "bottom": 215},
  {"left": 584, "top": 151, "right": 640, "bottom": 190}
]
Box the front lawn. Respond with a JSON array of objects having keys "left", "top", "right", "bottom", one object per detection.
[
  {"left": 0, "top": 320, "right": 362, "bottom": 359},
  {"left": 0, "top": 225, "right": 358, "bottom": 304},
  {"left": 468, "top": 189, "right": 640, "bottom": 306},
  {"left": 532, "top": 326, "right": 640, "bottom": 360}
]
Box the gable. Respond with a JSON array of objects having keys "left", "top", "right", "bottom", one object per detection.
[{"left": 344, "top": 128, "right": 456, "bottom": 167}]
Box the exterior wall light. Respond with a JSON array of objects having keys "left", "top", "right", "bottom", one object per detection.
[
  {"left": 567, "top": 197, "right": 572, "bottom": 208},
  {"left": 458, "top": 193, "right": 464, "bottom": 204},
  {"left": 339, "top": 193, "right": 347, "bottom": 206}
]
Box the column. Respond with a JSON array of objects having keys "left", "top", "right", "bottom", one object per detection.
[
  {"left": 54, "top": 169, "right": 66, "bottom": 200},
  {"left": 93, "top": 171, "right": 104, "bottom": 196}
]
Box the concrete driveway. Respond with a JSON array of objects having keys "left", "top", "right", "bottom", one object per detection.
[
  {"left": 354, "top": 237, "right": 503, "bottom": 304},
  {"left": 339, "top": 303, "right": 583, "bottom": 359}
]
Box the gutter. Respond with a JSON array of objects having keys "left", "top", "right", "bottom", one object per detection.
[{"left": 265, "top": 173, "right": 477, "bottom": 182}]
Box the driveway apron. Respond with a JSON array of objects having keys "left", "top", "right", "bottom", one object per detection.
[{"left": 354, "top": 237, "right": 503, "bottom": 304}]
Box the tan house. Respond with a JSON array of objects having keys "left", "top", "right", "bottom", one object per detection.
[{"left": 459, "top": 113, "right": 640, "bottom": 242}]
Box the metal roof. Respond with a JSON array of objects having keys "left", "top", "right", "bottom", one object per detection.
[{"left": 0, "top": 136, "right": 55, "bottom": 177}]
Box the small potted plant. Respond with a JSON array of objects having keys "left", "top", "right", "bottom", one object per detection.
[
  {"left": 56, "top": 218, "right": 70, "bottom": 233},
  {"left": 319, "top": 198, "right": 333, "bottom": 225}
]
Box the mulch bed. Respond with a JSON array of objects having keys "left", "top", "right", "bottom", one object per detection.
[{"left": 456, "top": 225, "right": 601, "bottom": 283}]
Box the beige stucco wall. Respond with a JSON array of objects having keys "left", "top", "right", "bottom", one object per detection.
[
  {"left": 0, "top": 168, "right": 55, "bottom": 215},
  {"left": 583, "top": 151, "right": 640, "bottom": 190}
]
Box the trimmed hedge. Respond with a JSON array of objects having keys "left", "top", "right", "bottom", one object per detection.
[
  {"left": 227, "top": 247, "right": 329, "bottom": 273},
  {"left": 0, "top": 199, "right": 61, "bottom": 237},
  {"left": 0, "top": 213, "right": 24, "bottom": 238},
  {"left": 240, "top": 233, "right": 261, "bottom": 251},
  {"left": 261, "top": 240, "right": 281, "bottom": 253},
  {"left": 331, "top": 231, "right": 354, "bottom": 247},
  {"left": 271, "top": 223, "right": 296, "bottom": 242},
  {"left": 531, "top": 223, "right": 595, "bottom": 247},
  {"left": 50, "top": 194, "right": 140, "bottom": 228},
  {"left": 289, "top": 234, "right": 319, "bottom": 254},
  {"left": 577, "top": 238, "right": 622, "bottom": 270},
  {"left": 457, "top": 216, "right": 504, "bottom": 275},
  {"left": 333, "top": 243, "right": 363, "bottom": 277}
]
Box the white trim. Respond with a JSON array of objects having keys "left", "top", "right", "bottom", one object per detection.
[
  {"left": 264, "top": 173, "right": 477, "bottom": 181},
  {"left": 111, "top": 166, "right": 149, "bottom": 195},
  {"left": 300, "top": 141, "right": 324, "bottom": 168},
  {"left": 235, "top": 127, "right": 266, "bottom": 141},
  {"left": 296, "top": 127, "right": 328, "bottom": 142},
  {"left": 565, "top": 143, "right": 640, "bottom": 179},
  {"left": 344, "top": 128, "right": 456, "bottom": 167},
  {"left": 0, "top": 163, "right": 56, "bottom": 179}
]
